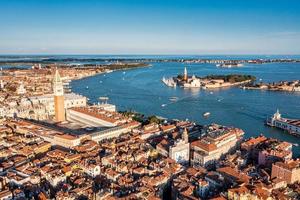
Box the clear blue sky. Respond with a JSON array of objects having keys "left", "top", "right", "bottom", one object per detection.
[{"left": 1, "top": 0, "right": 300, "bottom": 54}]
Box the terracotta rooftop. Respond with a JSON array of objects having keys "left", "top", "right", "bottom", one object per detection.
[
  {"left": 191, "top": 140, "right": 217, "bottom": 152},
  {"left": 70, "top": 107, "right": 126, "bottom": 124},
  {"left": 274, "top": 159, "right": 300, "bottom": 170}
]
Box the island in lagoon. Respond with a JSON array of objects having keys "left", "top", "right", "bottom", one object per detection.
[
  {"left": 243, "top": 80, "right": 300, "bottom": 92},
  {"left": 162, "top": 67, "right": 256, "bottom": 89}
]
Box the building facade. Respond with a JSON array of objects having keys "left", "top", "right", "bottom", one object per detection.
[
  {"left": 267, "top": 109, "right": 300, "bottom": 136},
  {"left": 169, "top": 128, "right": 190, "bottom": 165},
  {"left": 271, "top": 159, "right": 300, "bottom": 184},
  {"left": 191, "top": 125, "right": 244, "bottom": 167}
]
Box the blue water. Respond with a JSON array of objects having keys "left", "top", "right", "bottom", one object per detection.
[{"left": 71, "top": 61, "right": 300, "bottom": 157}]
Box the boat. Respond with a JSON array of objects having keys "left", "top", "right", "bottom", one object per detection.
[
  {"left": 86, "top": 86, "right": 89, "bottom": 89},
  {"left": 203, "top": 112, "right": 211, "bottom": 117},
  {"left": 293, "top": 143, "right": 299, "bottom": 147},
  {"left": 169, "top": 97, "right": 178, "bottom": 102},
  {"left": 161, "top": 104, "right": 167, "bottom": 107}
]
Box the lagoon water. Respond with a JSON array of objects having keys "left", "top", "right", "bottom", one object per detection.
[{"left": 71, "top": 60, "right": 300, "bottom": 156}]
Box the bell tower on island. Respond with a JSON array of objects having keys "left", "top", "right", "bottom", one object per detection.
[
  {"left": 53, "top": 69, "right": 66, "bottom": 122},
  {"left": 183, "top": 67, "right": 188, "bottom": 82}
]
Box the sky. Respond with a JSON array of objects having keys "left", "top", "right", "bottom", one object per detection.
[{"left": 0, "top": 0, "right": 300, "bottom": 55}]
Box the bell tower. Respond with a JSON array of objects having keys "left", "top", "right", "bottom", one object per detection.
[
  {"left": 53, "top": 69, "right": 65, "bottom": 122},
  {"left": 183, "top": 128, "right": 189, "bottom": 143},
  {"left": 183, "top": 67, "right": 188, "bottom": 81}
]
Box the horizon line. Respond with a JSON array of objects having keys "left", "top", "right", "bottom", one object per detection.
[{"left": 1, "top": 53, "right": 300, "bottom": 56}]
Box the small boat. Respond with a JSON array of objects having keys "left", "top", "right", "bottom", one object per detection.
[
  {"left": 169, "top": 97, "right": 178, "bottom": 102},
  {"left": 86, "top": 86, "right": 89, "bottom": 89},
  {"left": 123, "top": 71, "right": 126, "bottom": 74},
  {"left": 161, "top": 104, "right": 167, "bottom": 107},
  {"left": 99, "top": 81, "right": 102, "bottom": 83},
  {"left": 203, "top": 112, "right": 211, "bottom": 117},
  {"left": 293, "top": 143, "right": 299, "bottom": 147},
  {"left": 210, "top": 92, "right": 213, "bottom": 94}
]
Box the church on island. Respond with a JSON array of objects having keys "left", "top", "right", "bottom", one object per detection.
[{"left": 162, "top": 67, "right": 255, "bottom": 89}]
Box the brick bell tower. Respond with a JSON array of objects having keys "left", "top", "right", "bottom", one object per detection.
[
  {"left": 53, "top": 68, "right": 65, "bottom": 122},
  {"left": 183, "top": 67, "right": 188, "bottom": 82}
]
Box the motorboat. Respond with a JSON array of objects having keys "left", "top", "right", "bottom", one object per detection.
[
  {"left": 203, "top": 112, "right": 211, "bottom": 117},
  {"left": 169, "top": 97, "right": 178, "bottom": 102}
]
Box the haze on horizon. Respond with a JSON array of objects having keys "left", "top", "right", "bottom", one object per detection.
[{"left": 1, "top": 0, "right": 300, "bottom": 55}]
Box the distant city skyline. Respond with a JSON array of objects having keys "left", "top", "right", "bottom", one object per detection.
[{"left": 1, "top": 0, "right": 300, "bottom": 54}]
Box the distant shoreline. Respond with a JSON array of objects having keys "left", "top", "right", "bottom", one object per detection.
[
  {"left": 68, "top": 63, "right": 151, "bottom": 82},
  {"left": 242, "top": 80, "right": 300, "bottom": 93},
  {"left": 1, "top": 57, "right": 300, "bottom": 66}
]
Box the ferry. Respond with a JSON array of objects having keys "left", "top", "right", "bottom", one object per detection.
[{"left": 266, "top": 109, "right": 300, "bottom": 137}]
